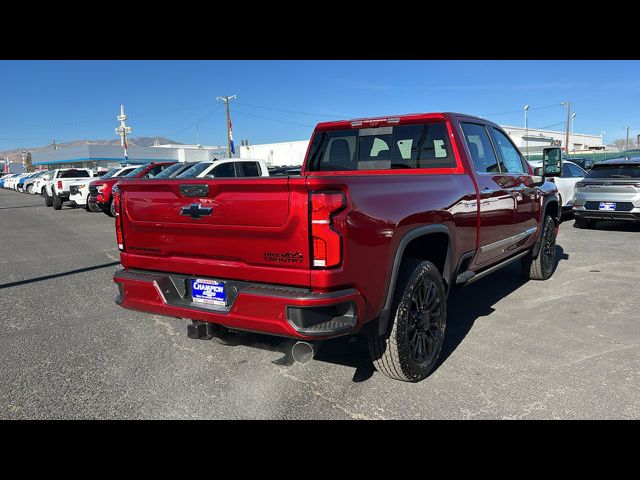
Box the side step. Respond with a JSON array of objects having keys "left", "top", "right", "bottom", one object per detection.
[{"left": 456, "top": 250, "right": 529, "bottom": 286}]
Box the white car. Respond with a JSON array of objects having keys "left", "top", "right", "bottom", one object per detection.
[
  {"left": 70, "top": 165, "right": 137, "bottom": 210},
  {"left": 529, "top": 159, "right": 586, "bottom": 212},
  {"left": 177, "top": 158, "right": 270, "bottom": 179},
  {"left": 42, "top": 168, "right": 96, "bottom": 210}
]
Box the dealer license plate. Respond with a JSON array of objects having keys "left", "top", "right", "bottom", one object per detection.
[
  {"left": 599, "top": 202, "right": 616, "bottom": 211},
  {"left": 191, "top": 278, "right": 226, "bottom": 306}
]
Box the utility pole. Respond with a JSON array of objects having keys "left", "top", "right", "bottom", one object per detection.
[
  {"left": 217, "top": 95, "right": 237, "bottom": 158},
  {"left": 114, "top": 105, "right": 132, "bottom": 164},
  {"left": 52, "top": 139, "right": 57, "bottom": 150},
  {"left": 564, "top": 99, "right": 571, "bottom": 155},
  {"left": 623, "top": 126, "right": 630, "bottom": 150},
  {"left": 524, "top": 104, "right": 529, "bottom": 159}
]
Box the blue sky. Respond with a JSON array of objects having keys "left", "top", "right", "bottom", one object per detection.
[{"left": 0, "top": 60, "right": 638, "bottom": 151}]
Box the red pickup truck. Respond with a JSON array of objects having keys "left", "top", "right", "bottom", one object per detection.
[{"left": 113, "top": 113, "right": 560, "bottom": 382}]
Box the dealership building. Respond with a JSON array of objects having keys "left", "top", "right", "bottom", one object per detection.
[
  {"left": 32, "top": 143, "right": 229, "bottom": 170},
  {"left": 240, "top": 125, "right": 605, "bottom": 166}
]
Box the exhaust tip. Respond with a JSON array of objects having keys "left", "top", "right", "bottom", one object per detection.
[{"left": 292, "top": 341, "right": 315, "bottom": 364}]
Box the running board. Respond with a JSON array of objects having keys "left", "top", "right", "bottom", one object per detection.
[{"left": 456, "top": 250, "right": 529, "bottom": 286}]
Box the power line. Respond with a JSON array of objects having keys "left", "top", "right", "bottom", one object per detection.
[
  {"left": 232, "top": 109, "right": 315, "bottom": 128},
  {"left": 159, "top": 104, "right": 225, "bottom": 138},
  {"left": 236, "top": 101, "right": 349, "bottom": 119}
]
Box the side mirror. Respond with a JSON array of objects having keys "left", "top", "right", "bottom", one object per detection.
[{"left": 542, "top": 147, "right": 562, "bottom": 177}]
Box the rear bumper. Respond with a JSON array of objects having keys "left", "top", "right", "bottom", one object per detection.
[{"left": 113, "top": 268, "right": 365, "bottom": 340}]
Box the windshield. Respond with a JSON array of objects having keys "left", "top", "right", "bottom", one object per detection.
[
  {"left": 99, "top": 168, "right": 120, "bottom": 179},
  {"left": 114, "top": 167, "right": 136, "bottom": 177},
  {"left": 177, "top": 161, "right": 212, "bottom": 178},
  {"left": 125, "top": 165, "right": 148, "bottom": 178},
  {"left": 586, "top": 164, "right": 640, "bottom": 179},
  {"left": 155, "top": 162, "right": 195, "bottom": 178}
]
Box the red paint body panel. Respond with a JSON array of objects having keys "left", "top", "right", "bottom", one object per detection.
[{"left": 113, "top": 112, "right": 558, "bottom": 339}]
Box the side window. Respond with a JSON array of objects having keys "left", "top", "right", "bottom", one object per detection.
[
  {"left": 143, "top": 165, "right": 164, "bottom": 178},
  {"left": 490, "top": 128, "right": 526, "bottom": 174},
  {"left": 460, "top": 123, "right": 500, "bottom": 173},
  {"left": 210, "top": 162, "right": 236, "bottom": 178},
  {"left": 567, "top": 163, "right": 585, "bottom": 177},
  {"left": 239, "top": 162, "right": 260, "bottom": 177}
]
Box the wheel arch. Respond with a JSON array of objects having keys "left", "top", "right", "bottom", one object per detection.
[{"left": 376, "top": 224, "right": 453, "bottom": 336}]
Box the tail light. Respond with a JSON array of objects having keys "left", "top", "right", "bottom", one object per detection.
[
  {"left": 57, "top": 180, "right": 63, "bottom": 189},
  {"left": 114, "top": 189, "right": 124, "bottom": 251},
  {"left": 310, "top": 191, "right": 346, "bottom": 268}
]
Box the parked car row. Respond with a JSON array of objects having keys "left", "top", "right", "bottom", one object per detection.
[{"left": 1, "top": 157, "right": 272, "bottom": 218}]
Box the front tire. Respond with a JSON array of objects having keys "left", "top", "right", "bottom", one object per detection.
[
  {"left": 103, "top": 199, "right": 114, "bottom": 217},
  {"left": 87, "top": 200, "right": 101, "bottom": 213},
  {"left": 368, "top": 259, "right": 447, "bottom": 382},
  {"left": 26, "top": 184, "right": 33, "bottom": 194},
  {"left": 522, "top": 215, "right": 557, "bottom": 280}
]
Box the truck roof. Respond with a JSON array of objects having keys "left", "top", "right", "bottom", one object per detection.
[{"left": 314, "top": 112, "right": 488, "bottom": 131}]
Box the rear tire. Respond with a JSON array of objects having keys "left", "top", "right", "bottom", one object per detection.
[
  {"left": 368, "top": 259, "right": 447, "bottom": 382},
  {"left": 26, "top": 184, "right": 33, "bottom": 194},
  {"left": 574, "top": 217, "right": 596, "bottom": 229},
  {"left": 52, "top": 191, "right": 62, "bottom": 210},
  {"left": 110, "top": 200, "right": 117, "bottom": 217},
  {"left": 522, "top": 215, "right": 557, "bottom": 280},
  {"left": 43, "top": 189, "right": 53, "bottom": 207}
]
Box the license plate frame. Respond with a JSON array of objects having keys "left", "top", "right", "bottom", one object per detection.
[
  {"left": 599, "top": 202, "right": 616, "bottom": 211},
  {"left": 190, "top": 278, "right": 226, "bottom": 306}
]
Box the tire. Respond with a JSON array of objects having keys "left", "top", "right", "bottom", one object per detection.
[
  {"left": 87, "top": 200, "right": 101, "bottom": 213},
  {"left": 368, "top": 259, "right": 447, "bottom": 382},
  {"left": 103, "top": 200, "right": 114, "bottom": 217},
  {"left": 110, "top": 199, "right": 117, "bottom": 217},
  {"left": 43, "top": 188, "right": 53, "bottom": 207},
  {"left": 26, "top": 184, "right": 33, "bottom": 194},
  {"left": 52, "top": 191, "right": 62, "bottom": 210},
  {"left": 522, "top": 215, "right": 557, "bottom": 280},
  {"left": 574, "top": 217, "right": 596, "bottom": 229}
]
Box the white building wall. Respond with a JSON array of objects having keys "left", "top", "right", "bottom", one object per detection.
[
  {"left": 500, "top": 125, "right": 604, "bottom": 154},
  {"left": 240, "top": 141, "right": 309, "bottom": 166}
]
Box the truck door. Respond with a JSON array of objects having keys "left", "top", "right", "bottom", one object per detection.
[
  {"left": 459, "top": 122, "right": 517, "bottom": 267},
  {"left": 488, "top": 127, "right": 538, "bottom": 243}
]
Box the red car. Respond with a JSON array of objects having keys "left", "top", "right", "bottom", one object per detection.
[
  {"left": 88, "top": 162, "right": 175, "bottom": 216},
  {"left": 113, "top": 113, "right": 560, "bottom": 382}
]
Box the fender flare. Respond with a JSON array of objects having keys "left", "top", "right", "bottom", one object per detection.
[
  {"left": 377, "top": 224, "right": 452, "bottom": 336},
  {"left": 532, "top": 193, "right": 560, "bottom": 259}
]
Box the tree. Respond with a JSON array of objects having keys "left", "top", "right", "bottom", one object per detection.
[{"left": 608, "top": 138, "right": 632, "bottom": 151}]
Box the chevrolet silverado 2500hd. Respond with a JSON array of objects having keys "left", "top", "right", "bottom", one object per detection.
[{"left": 113, "top": 113, "right": 561, "bottom": 382}]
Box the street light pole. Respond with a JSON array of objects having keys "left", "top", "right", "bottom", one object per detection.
[
  {"left": 524, "top": 104, "right": 529, "bottom": 159},
  {"left": 571, "top": 112, "right": 576, "bottom": 152}
]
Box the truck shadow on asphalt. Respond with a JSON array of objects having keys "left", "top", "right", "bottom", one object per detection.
[
  {"left": 575, "top": 220, "right": 640, "bottom": 233},
  {"left": 222, "top": 244, "right": 569, "bottom": 383}
]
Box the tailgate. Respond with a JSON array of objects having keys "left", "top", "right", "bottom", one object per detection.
[{"left": 118, "top": 178, "right": 311, "bottom": 287}]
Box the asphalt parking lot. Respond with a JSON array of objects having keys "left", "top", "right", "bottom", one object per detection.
[{"left": 1, "top": 188, "right": 639, "bottom": 419}]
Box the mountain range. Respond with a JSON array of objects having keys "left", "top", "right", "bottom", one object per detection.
[{"left": 1, "top": 137, "right": 182, "bottom": 159}]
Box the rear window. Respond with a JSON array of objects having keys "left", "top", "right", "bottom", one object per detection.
[
  {"left": 307, "top": 123, "right": 455, "bottom": 171},
  {"left": 586, "top": 164, "right": 640, "bottom": 178},
  {"left": 59, "top": 169, "right": 90, "bottom": 178}
]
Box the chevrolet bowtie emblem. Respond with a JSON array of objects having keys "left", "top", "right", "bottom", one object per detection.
[{"left": 180, "top": 203, "right": 212, "bottom": 219}]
